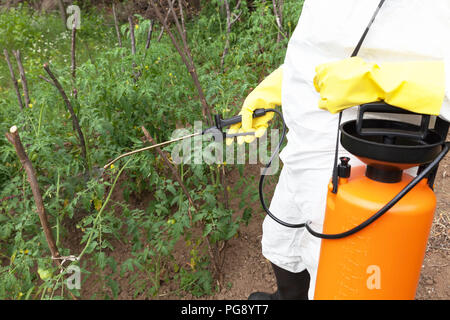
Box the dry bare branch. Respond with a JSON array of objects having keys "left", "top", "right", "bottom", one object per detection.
[
  {"left": 128, "top": 16, "right": 136, "bottom": 56},
  {"left": 38, "top": 75, "right": 56, "bottom": 87},
  {"left": 56, "top": 0, "right": 67, "bottom": 28},
  {"left": 168, "top": 0, "right": 190, "bottom": 57},
  {"left": 71, "top": 13, "right": 78, "bottom": 99},
  {"left": 43, "top": 63, "right": 87, "bottom": 167},
  {"left": 6, "top": 126, "right": 59, "bottom": 259},
  {"left": 157, "top": 0, "right": 175, "bottom": 42},
  {"left": 127, "top": 15, "right": 142, "bottom": 81},
  {"left": 145, "top": 20, "right": 154, "bottom": 50},
  {"left": 12, "top": 50, "right": 30, "bottom": 108},
  {"left": 221, "top": 0, "right": 242, "bottom": 68},
  {"left": 6, "top": 125, "right": 78, "bottom": 299},
  {"left": 4, "top": 0, "right": 12, "bottom": 11},
  {"left": 177, "top": 0, "right": 187, "bottom": 40},
  {"left": 112, "top": 3, "right": 122, "bottom": 48},
  {"left": 272, "top": 0, "right": 287, "bottom": 42},
  {"left": 3, "top": 49, "right": 23, "bottom": 111},
  {"left": 150, "top": 0, "right": 213, "bottom": 125}
]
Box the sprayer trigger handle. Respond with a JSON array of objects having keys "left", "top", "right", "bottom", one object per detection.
[{"left": 215, "top": 108, "right": 268, "bottom": 130}]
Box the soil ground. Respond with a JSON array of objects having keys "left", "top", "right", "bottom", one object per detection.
[{"left": 73, "top": 133, "right": 449, "bottom": 300}]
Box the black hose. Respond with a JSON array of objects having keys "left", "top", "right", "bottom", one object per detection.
[
  {"left": 259, "top": 108, "right": 306, "bottom": 229},
  {"left": 305, "top": 142, "right": 449, "bottom": 239},
  {"left": 258, "top": 110, "right": 449, "bottom": 238}
]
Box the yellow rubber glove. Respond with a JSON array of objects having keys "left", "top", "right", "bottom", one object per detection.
[
  {"left": 314, "top": 57, "right": 445, "bottom": 115},
  {"left": 226, "top": 67, "right": 283, "bottom": 145}
]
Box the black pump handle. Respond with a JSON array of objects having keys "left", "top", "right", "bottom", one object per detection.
[{"left": 356, "top": 102, "right": 431, "bottom": 140}]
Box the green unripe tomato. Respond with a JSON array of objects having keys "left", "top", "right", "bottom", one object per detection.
[{"left": 38, "top": 268, "right": 53, "bottom": 280}]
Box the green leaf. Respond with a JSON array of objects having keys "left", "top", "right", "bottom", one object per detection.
[
  {"left": 166, "top": 183, "right": 176, "bottom": 196},
  {"left": 203, "top": 224, "right": 213, "bottom": 237},
  {"left": 242, "top": 207, "right": 253, "bottom": 226},
  {"left": 107, "top": 279, "right": 119, "bottom": 299},
  {"left": 85, "top": 241, "right": 98, "bottom": 254}
]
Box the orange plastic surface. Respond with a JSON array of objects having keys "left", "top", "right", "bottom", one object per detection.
[{"left": 314, "top": 166, "right": 436, "bottom": 300}]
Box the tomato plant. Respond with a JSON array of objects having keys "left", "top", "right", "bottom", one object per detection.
[{"left": 0, "top": 1, "right": 303, "bottom": 299}]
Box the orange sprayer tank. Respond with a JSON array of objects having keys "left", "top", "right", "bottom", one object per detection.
[
  {"left": 314, "top": 166, "right": 436, "bottom": 300},
  {"left": 312, "top": 102, "right": 448, "bottom": 300}
]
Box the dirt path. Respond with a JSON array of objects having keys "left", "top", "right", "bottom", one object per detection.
[{"left": 416, "top": 141, "right": 450, "bottom": 300}]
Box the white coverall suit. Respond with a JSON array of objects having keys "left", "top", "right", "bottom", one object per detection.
[{"left": 261, "top": 0, "right": 450, "bottom": 299}]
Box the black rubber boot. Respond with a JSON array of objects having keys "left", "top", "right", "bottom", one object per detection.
[
  {"left": 247, "top": 290, "right": 280, "bottom": 300},
  {"left": 248, "top": 263, "right": 310, "bottom": 300}
]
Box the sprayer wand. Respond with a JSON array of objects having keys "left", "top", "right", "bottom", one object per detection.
[
  {"left": 103, "top": 132, "right": 201, "bottom": 169},
  {"left": 103, "top": 109, "right": 270, "bottom": 170}
]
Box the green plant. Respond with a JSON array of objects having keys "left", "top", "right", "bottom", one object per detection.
[{"left": 0, "top": 1, "right": 303, "bottom": 299}]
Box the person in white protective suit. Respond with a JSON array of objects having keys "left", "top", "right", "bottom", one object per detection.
[{"left": 226, "top": 0, "right": 450, "bottom": 300}]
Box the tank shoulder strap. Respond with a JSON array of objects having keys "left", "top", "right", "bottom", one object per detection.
[
  {"left": 331, "top": 0, "right": 386, "bottom": 194},
  {"left": 351, "top": 0, "right": 386, "bottom": 57}
]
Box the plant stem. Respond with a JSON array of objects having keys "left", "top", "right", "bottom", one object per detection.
[
  {"left": 71, "top": 13, "right": 78, "bottom": 99},
  {"left": 13, "top": 49, "right": 30, "bottom": 108},
  {"left": 78, "top": 158, "right": 132, "bottom": 261},
  {"left": 272, "top": 0, "right": 286, "bottom": 42},
  {"left": 56, "top": 0, "right": 67, "bottom": 29},
  {"left": 38, "top": 75, "right": 56, "bottom": 87},
  {"left": 42, "top": 63, "right": 88, "bottom": 170},
  {"left": 145, "top": 20, "right": 154, "bottom": 50},
  {"left": 150, "top": 0, "right": 213, "bottom": 126},
  {"left": 5, "top": 126, "right": 59, "bottom": 260},
  {"left": 56, "top": 170, "right": 61, "bottom": 247},
  {"left": 221, "top": 0, "right": 242, "bottom": 69},
  {"left": 37, "top": 103, "right": 44, "bottom": 137},
  {"left": 157, "top": 0, "right": 175, "bottom": 42},
  {"left": 112, "top": 3, "right": 122, "bottom": 47},
  {"left": 128, "top": 16, "right": 136, "bottom": 56},
  {"left": 3, "top": 49, "right": 24, "bottom": 111},
  {"left": 141, "top": 126, "right": 193, "bottom": 222}
]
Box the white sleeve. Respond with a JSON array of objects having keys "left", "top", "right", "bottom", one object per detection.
[{"left": 440, "top": 60, "right": 450, "bottom": 122}]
